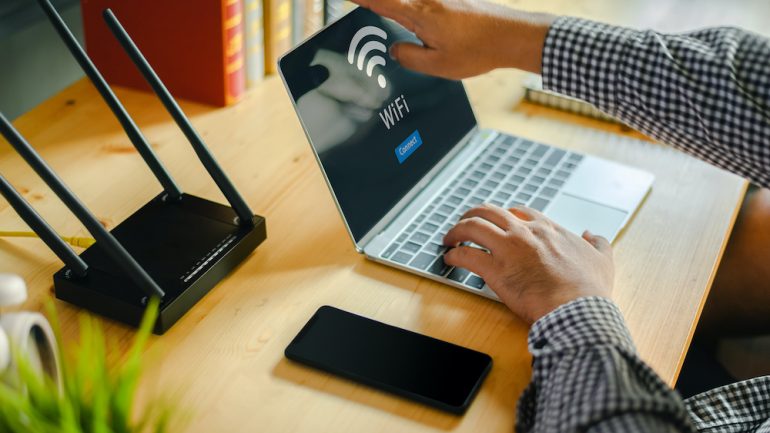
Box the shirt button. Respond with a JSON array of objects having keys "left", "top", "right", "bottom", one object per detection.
[{"left": 533, "top": 338, "right": 548, "bottom": 349}]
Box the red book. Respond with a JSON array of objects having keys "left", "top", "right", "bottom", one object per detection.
[{"left": 81, "top": 0, "right": 246, "bottom": 107}]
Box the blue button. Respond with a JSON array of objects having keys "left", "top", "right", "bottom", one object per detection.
[{"left": 395, "top": 130, "right": 422, "bottom": 164}]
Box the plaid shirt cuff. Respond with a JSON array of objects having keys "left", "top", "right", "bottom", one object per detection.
[
  {"left": 528, "top": 296, "right": 636, "bottom": 357},
  {"left": 542, "top": 16, "right": 634, "bottom": 114}
]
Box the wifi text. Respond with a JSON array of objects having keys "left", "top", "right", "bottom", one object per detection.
[{"left": 379, "top": 95, "right": 410, "bottom": 130}]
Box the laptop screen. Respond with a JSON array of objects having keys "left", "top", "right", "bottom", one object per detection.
[{"left": 279, "top": 7, "right": 477, "bottom": 242}]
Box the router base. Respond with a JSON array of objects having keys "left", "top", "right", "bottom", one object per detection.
[{"left": 53, "top": 193, "right": 266, "bottom": 334}]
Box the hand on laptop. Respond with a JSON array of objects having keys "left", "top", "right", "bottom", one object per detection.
[
  {"left": 443, "top": 204, "right": 614, "bottom": 324},
  {"left": 350, "top": 0, "right": 556, "bottom": 78}
]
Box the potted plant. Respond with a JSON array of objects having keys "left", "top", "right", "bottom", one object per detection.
[{"left": 0, "top": 286, "right": 176, "bottom": 433}]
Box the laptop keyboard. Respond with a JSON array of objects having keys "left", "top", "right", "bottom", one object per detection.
[{"left": 381, "top": 134, "right": 584, "bottom": 292}]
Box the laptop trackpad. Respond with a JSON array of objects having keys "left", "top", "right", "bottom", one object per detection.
[{"left": 545, "top": 194, "right": 628, "bottom": 241}]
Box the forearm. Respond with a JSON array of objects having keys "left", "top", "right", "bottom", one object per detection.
[
  {"left": 517, "top": 297, "right": 695, "bottom": 433},
  {"left": 540, "top": 17, "right": 770, "bottom": 187}
]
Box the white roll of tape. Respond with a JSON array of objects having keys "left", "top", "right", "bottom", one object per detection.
[
  {"left": 0, "top": 328, "right": 9, "bottom": 373},
  {"left": 0, "top": 312, "right": 61, "bottom": 390}
]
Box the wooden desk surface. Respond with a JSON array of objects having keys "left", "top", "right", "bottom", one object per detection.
[{"left": 1, "top": 0, "right": 767, "bottom": 431}]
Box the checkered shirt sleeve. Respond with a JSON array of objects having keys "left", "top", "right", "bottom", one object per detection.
[
  {"left": 541, "top": 17, "right": 770, "bottom": 188},
  {"left": 515, "top": 297, "right": 770, "bottom": 432}
]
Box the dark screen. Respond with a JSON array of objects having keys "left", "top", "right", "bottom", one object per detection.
[
  {"left": 279, "top": 7, "right": 477, "bottom": 242},
  {"left": 285, "top": 306, "right": 492, "bottom": 413}
]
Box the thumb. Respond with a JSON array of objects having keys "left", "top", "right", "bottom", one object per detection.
[
  {"left": 583, "top": 230, "right": 612, "bottom": 255},
  {"left": 390, "top": 42, "right": 442, "bottom": 76}
]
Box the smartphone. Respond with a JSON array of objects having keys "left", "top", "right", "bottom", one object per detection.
[{"left": 285, "top": 306, "right": 493, "bottom": 414}]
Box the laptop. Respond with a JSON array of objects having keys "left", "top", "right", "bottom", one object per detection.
[{"left": 278, "top": 7, "right": 653, "bottom": 301}]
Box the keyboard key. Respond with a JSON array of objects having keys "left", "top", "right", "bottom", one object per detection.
[
  {"left": 392, "top": 251, "right": 413, "bottom": 264},
  {"left": 530, "top": 197, "right": 550, "bottom": 211},
  {"left": 410, "top": 252, "right": 437, "bottom": 270},
  {"left": 523, "top": 184, "right": 538, "bottom": 193},
  {"left": 396, "top": 233, "right": 408, "bottom": 243},
  {"left": 428, "top": 256, "right": 450, "bottom": 276},
  {"left": 511, "top": 175, "right": 525, "bottom": 183},
  {"left": 487, "top": 155, "right": 501, "bottom": 163},
  {"left": 500, "top": 163, "right": 514, "bottom": 172},
  {"left": 541, "top": 187, "right": 558, "bottom": 198},
  {"left": 490, "top": 200, "right": 504, "bottom": 206},
  {"left": 491, "top": 171, "right": 505, "bottom": 180},
  {"left": 501, "top": 136, "right": 516, "bottom": 147},
  {"left": 420, "top": 222, "right": 439, "bottom": 233},
  {"left": 507, "top": 156, "right": 521, "bottom": 164},
  {"left": 513, "top": 149, "right": 526, "bottom": 157},
  {"left": 549, "top": 178, "right": 565, "bottom": 188},
  {"left": 402, "top": 241, "right": 421, "bottom": 253},
  {"left": 438, "top": 204, "right": 455, "bottom": 215},
  {"left": 484, "top": 180, "right": 499, "bottom": 189},
  {"left": 532, "top": 144, "right": 548, "bottom": 157},
  {"left": 468, "top": 197, "right": 483, "bottom": 206},
  {"left": 463, "top": 178, "right": 479, "bottom": 188},
  {"left": 545, "top": 149, "right": 566, "bottom": 166},
  {"left": 465, "top": 275, "right": 486, "bottom": 289},
  {"left": 516, "top": 167, "right": 532, "bottom": 175},
  {"left": 537, "top": 168, "right": 552, "bottom": 176},
  {"left": 457, "top": 187, "right": 471, "bottom": 196},
  {"left": 563, "top": 162, "right": 578, "bottom": 171},
  {"left": 415, "top": 214, "right": 425, "bottom": 223},
  {"left": 410, "top": 232, "right": 430, "bottom": 243},
  {"left": 502, "top": 183, "right": 518, "bottom": 192},
  {"left": 424, "top": 242, "right": 446, "bottom": 254},
  {"left": 448, "top": 195, "right": 463, "bottom": 205},
  {"left": 480, "top": 162, "right": 493, "bottom": 170},
  {"left": 493, "top": 146, "right": 506, "bottom": 155},
  {"left": 382, "top": 243, "right": 399, "bottom": 259},
  {"left": 516, "top": 192, "right": 532, "bottom": 202},
  {"left": 447, "top": 267, "right": 471, "bottom": 283},
  {"left": 429, "top": 213, "right": 447, "bottom": 224},
  {"left": 471, "top": 170, "right": 485, "bottom": 179},
  {"left": 524, "top": 158, "right": 538, "bottom": 167},
  {"left": 519, "top": 140, "right": 533, "bottom": 150},
  {"left": 531, "top": 175, "right": 546, "bottom": 185},
  {"left": 495, "top": 191, "right": 511, "bottom": 201},
  {"left": 405, "top": 224, "right": 417, "bottom": 233},
  {"left": 477, "top": 188, "right": 492, "bottom": 198},
  {"left": 568, "top": 153, "right": 584, "bottom": 162}
]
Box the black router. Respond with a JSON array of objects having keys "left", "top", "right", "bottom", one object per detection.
[{"left": 0, "top": 1, "right": 266, "bottom": 334}]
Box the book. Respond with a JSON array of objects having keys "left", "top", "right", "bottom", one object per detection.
[
  {"left": 291, "top": 0, "right": 323, "bottom": 45},
  {"left": 263, "top": 0, "right": 292, "bottom": 74},
  {"left": 291, "top": 0, "right": 304, "bottom": 45},
  {"left": 80, "top": 0, "right": 246, "bottom": 107},
  {"left": 324, "top": 0, "right": 354, "bottom": 24},
  {"left": 302, "top": 0, "right": 324, "bottom": 38},
  {"left": 244, "top": 0, "right": 265, "bottom": 86},
  {"left": 522, "top": 74, "right": 621, "bottom": 124}
]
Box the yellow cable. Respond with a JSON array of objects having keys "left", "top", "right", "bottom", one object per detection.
[{"left": 0, "top": 231, "right": 96, "bottom": 248}]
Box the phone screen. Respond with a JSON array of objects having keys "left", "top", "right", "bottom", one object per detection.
[{"left": 285, "top": 306, "right": 492, "bottom": 414}]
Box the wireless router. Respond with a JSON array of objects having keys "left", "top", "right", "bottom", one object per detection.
[{"left": 0, "top": 0, "right": 266, "bottom": 334}]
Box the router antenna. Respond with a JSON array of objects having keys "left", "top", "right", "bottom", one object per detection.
[
  {"left": 0, "top": 112, "right": 165, "bottom": 299},
  {"left": 35, "top": 0, "right": 182, "bottom": 201},
  {"left": 0, "top": 172, "right": 88, "bottom": 278},
  {"left": 103, "top": 9, "right": 256, "bottom": 227}
]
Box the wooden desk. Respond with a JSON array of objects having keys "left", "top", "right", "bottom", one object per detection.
[{"left": 1, "top": 0, "right": 766, "bottom": 431}]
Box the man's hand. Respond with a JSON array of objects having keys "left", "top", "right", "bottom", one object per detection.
[
  {"left": 443, "top": 204, "right": 614, "bottom": 324},
  {"left": 350, "top": 0, "right": 556, "bottom": 79}
]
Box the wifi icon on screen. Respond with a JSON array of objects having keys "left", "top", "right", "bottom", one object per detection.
[{"left": 348, "top": 26, "right": 389, "bottom": 89}]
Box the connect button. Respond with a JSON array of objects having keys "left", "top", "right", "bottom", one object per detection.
[{"left": 395, "top": 130, "right": 422, "bottom": 164}]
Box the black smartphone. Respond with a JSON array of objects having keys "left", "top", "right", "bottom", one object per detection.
[{"left": 285, "top": 306, "right": 493, "bottom": 414}]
